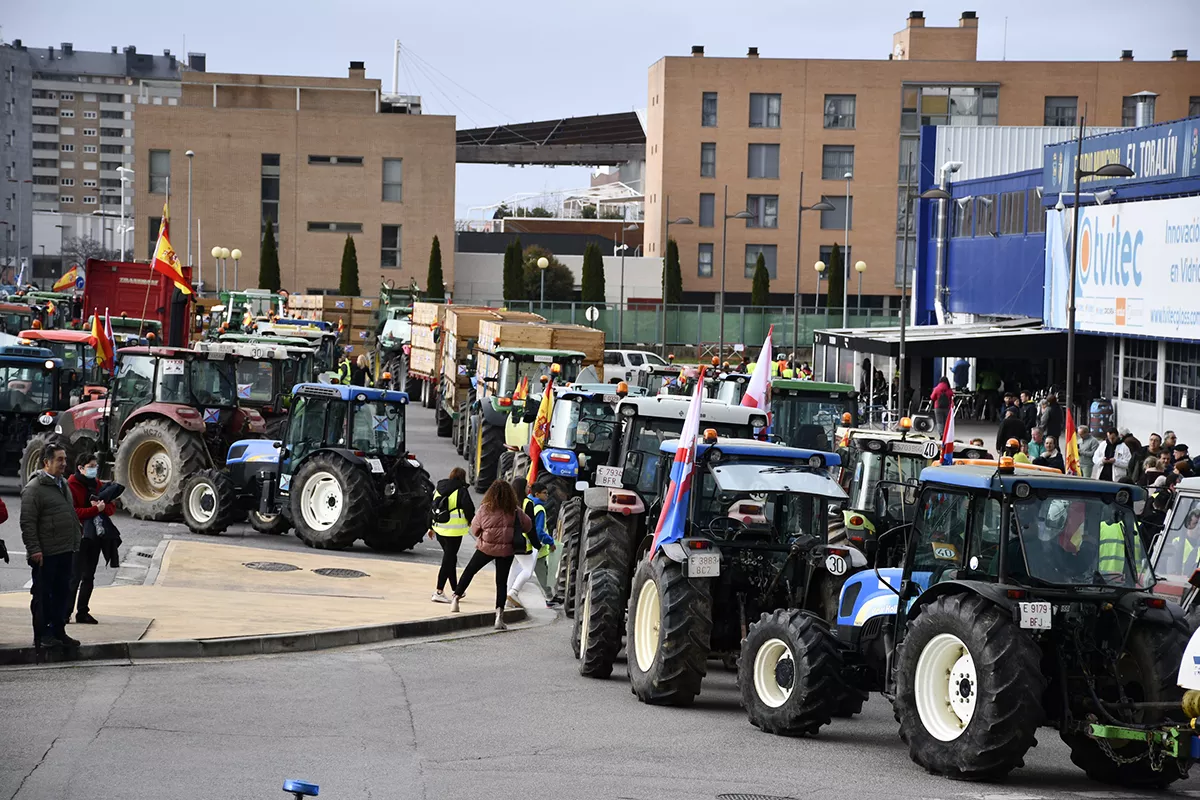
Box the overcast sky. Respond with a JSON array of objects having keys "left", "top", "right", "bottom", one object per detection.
[{"left": 10, "top": 0, "right": 1199, "bottom": 217}]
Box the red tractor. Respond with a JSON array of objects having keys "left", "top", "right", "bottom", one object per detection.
[{"left": 51, "top": 346, "right": 266, "bottom": 520}]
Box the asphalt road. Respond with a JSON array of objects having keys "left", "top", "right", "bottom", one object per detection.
[{"left": 1, "top": 405, "right": 1198, "bottom": 799}]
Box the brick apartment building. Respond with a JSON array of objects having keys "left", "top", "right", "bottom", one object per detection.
[
  {"left": 132, "top": 63, "right": 455, "bottom": 294},
  {"left": 643, "top": 10, "right": 1200, "bottom": 306}
]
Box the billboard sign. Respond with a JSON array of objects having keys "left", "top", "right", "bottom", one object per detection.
[
  {"left": 1044, "top": 194, "right": 1200, "bottom": 341},
  {"left": 1044, "top": 117, "right": 1200, "bottom": 195}
]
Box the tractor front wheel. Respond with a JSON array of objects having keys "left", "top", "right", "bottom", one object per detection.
[
  {"left": 626, "top": 554, "right": 712, "bottom": 706},
  {"left": 436, "top": 393, "right": 452, "bottom": 437},
  {"left": 498, "top": 451, "right": 516, "bottom": 484},
  {"left": 248, "top": 510, "right": 290, "bottom": 535},
  {"left": 181, "top": 469, "right": 238, "bottom": 536},
  {"left": 115, "top": 419, "right": 208, "bottom": 521},
  {"left": 474, "top": 421, "right": 504, "bottom": 493},
  {"left": 739, "top": 609, "right": 843, "bottom": 736},
  {"left": 290, "top": 453, "right": 376, "bottom": 550},
  {"left": 554, "top": 497, "right": 582, "bottom": 615}
]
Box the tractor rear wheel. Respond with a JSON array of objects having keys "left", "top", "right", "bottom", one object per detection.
[
  {"left": 181, "top": 469, "right": 238, "bottom": 536},
  {"left": 894, "top": 593, "right": 1045, "bottom": 781},
  {"left": 366, "top": 465, "right": 435, "bottom": 552},
  {"left": 1061, "top": 623, "right": 1189, "bottom": 789},
  {"left": 474, "top": 421, "right": 503, "bottom": 492},
  {"left": 498, "top": 451, "right": 515, "bottom": 483},
  {"left": 511, "top": 451, "right": 530, "bottom": 486},
  {"left": 20, "top": 432, "right": 58, "bottom": 484},
  {"left": 740, "top": 609, "right": 843, "bottom": 735},
  {"left": 455, "top": 401, "right": 470, "bottom": 456},
  {"left": 115, "top": 419, "right": 208, "bottom": 521},
  {"left": 577, "top": 568, "right": 626, "bottom": 678},
  {"left": 405, "top": 375, "right": 422, "bottom": 399},
  {"left": 626, "top": 554, "right": 712, "bottom": 706},
  {"left": 290, "top": 453, "right": 376, "bottom": 550},
  {"left": 466, "top": 416, "right": 480, "bottom": 486},
  {"left": 248, "top": 510, "right": 290, "bottom": 535},
  {"left": 553, "top": 497, "right": 582, "bottom": 615},
  {"left": 436, "top": 393, "right": 452, "bottom": 437}
]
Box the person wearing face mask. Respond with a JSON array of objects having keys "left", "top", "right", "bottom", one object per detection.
[{"left": 67, "top": 454, "right": 117, "bottom": 625}]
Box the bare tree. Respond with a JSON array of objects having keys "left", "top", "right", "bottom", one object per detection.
[{"left": 61, "top": 236, "right": 119, "bottom": 268}]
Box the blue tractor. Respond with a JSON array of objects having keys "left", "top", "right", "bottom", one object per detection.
[
  {"left": 739, "top": 463, "right": 1197, "bottom": 788},
  {"left": 180, "top": 382, "right": 433, "bottom": 552}
]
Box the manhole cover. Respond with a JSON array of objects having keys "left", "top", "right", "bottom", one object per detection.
[
  {"left": 313, "top": 567, "right": 369, "bottom": 579},
  {"left": 243, "top": 561, "right": 301, "bottom": 572},
  {"left": 717, "top": 796, "right": 796, "bottom": 800}
]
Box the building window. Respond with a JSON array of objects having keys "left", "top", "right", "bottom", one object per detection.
[
  {"left": 745, "top": 195, "right": 778, "bottom": 228},
  {"left": 701, "top": 92, "right": 718, "bottom": 127},
  {"left": 819, "top": 196, "right": 852, "bottom": 230},
  {"left": 894, "top": 237, "right": 915, "bottom": 286},
  {"left": 100, "top": 145, "right": 123, "bottom": 154},
  {"left": 700, "top": 142, "right": 716, "bottom": 177},
  {"left": 308, "top": 155, "right": 364, "bottom": 165},
  {"left": 998, "top": 191, "right": 1026, "bottom": 235},
  {"left": 1166, "top": 342, "right": 1200, "bottom": 409},
  {"left": 60, "top": 144, "right": 74, "bottom": 153},
  {"left": 60, "top": 178, "right": 74, "bottom": 187},
  {"left": 83, "top": 145, "right": 97, "bottom": 153},
  {"left": 99, "top": 127, "right": 123, "bottom": 137},
  {"left": 698, "top": 243, "right": 714, "bottom": 277},
  {"left": 1121, "top": 95, "right": 1138, "bottom": 127},
  {"left": 307, "top": 222, "right": 363, "bottom": 233},
  {"left": 60, "top": 92, "right": 74, "bottom": 101},
  {"left": 698, "top": 193, "right": 715, "bottom": 227},
  {"left": 59, "top": 195, "right": 74, "bottom": 204},
  {"left": 974, "top": 195, "right": 996, "bottom": 237},
  {"left": 82, "top": 179, "right": 97, "bottom": 188},
  {"left": 1027, "top": 189, "right": 1046, "bottom": 233},
  {"left": 148, "top": 217, "right": 161, "bottom": 256},
  {"left": 744, "top": 244, "right": 778, "bottom": 279},
  {"left": 101, "top": 110, "right": 124, "bottom": 120},
  {"left": 381, "top": 225, "right": 402, "bottom": 269},
  {"left": 1044, "top": 96, "right": 1077, "bottom": 127},
  {"left": 82, "top": 196, "right": 97, "bottom": 205},
  {"left": 824, "top": 94, "right": 856, "bottom": 129},
  {"left": 60, "top": 109, "right": 74, "bottom": 118},
  {"left": 1191, "top": 97, "right": 1200, "bottom": 117},
  {"left": 747, "top": 144, "right": 780, "bottom": 179},
  {"left": 83, "top": 110, "right": 97, "bottom": 120},
  {"left": 822, "top": 145, "right": 854, "bottom": 180},
  {"left": 262, "top": 154, "right": 280, "bottom": 236},
  {"left": 898, "top": 137, "right": 919, "bottom": 184},
  {"left": 1122, "top": 338, "right": 1157, "bottom": 404},
  {"left": 149, "top": 149, "right": 170, "bottom": 194},
  {"left": 896, "top": 188, "right": 916, "bottom": 234},
  {"left": 952, "top": 198, "right": 973, "bottom": 237},
  {"left": 82, "top": 128, "right": 97, "bottom": 137},
  {"left": 748, "top": 93, "right": 781, "bottom": 128},
  {"left": 382, "top": 158, "right": 403, "bottom": 202}
]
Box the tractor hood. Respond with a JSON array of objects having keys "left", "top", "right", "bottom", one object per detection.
[{"left": 226, "top": 438, "right": 281, "bottom": 466}]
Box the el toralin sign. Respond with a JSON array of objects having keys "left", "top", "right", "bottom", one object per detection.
[{"left": 1044, "top": 117, "right": 1200, "bottom": 195}]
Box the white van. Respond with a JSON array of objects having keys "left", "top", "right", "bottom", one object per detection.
[{"left": 603, "top": 349, "right": 670, "bottom": 383}]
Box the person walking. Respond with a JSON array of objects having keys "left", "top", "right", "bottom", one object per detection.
[
  {"left": 951, "top": 357, "right": 970, "bottom": 391},
  {"left": 507, "top": 479, "right": 555, "bottom": 609},
  {"left": 452, "top": 479, "right": 530, "bottom": 630},
  {"left": 1077, "top": 424, "right": 1099, "bottom": 478},
  {"left": 930, "top": 376, "right": 954, "bottom": 435},
  {"left": 350, "top": 353, "right": 373, "bottom": 387},
  {"left": 428, "top": 467, "right": 475, "bottom": 604},
  {"left": 996, "top": 407, "right": 1027, "bottom": 454},
  {"left": 1093, "top": 427, "right": 1132, "bottom": 482},
  {"left": 1018, "top": 391, "right": 1039, "bottom": 436},
  {"left": 67, "top": 453, "right": 116, "bottom": 625},
  {"left": 21, "top": 443, "right": 81, "bottom": 648},
  {"left": 1040, "top": 394, "right": 1064, "bottom": 441}
]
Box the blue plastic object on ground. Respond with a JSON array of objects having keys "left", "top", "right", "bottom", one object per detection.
[{"left": 283, "top": 779, "right": 319, "bottom": 797}]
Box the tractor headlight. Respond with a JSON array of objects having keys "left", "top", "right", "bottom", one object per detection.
[
  {"left": 750, "top": 414, "right": 767, "bottom": 428},
  {"left": 384, "top": 482, "right": 396, "bottom": 498},
  {"left": 808, "top": 454, "right": 824, "bottom": 469},
  {"left": 620, "top": 405, "right": 636, "bottom": 418},
  {"left": 1014, "top": 481, "right": 1031, "bottom": 499},
  {"left": 1115, "top": 488, "right": 1131, "bottom": 507}
]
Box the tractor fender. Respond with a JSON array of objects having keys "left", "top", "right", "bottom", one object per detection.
[
  {"left": 480, "top": 399, "right": 509, "bottom": 427},
  {"left": 582, "top": 486, "right": 645, "bottom": 515},
  {"left": 121, "top": 403, "right": 206, "bottom": 439},
  {"left": 657, "top": 537, "right": 715, "bottom": 564},
  {"left": 232, "top": 407, "right": 267, "bottom": 436},
  {"left": 1116, "top": 591, "right": 1187, "bottom": 628},
  {"left": 55, "top": 398, "right": 107, "bottom": 437},
  {"left": 907, "top": 579, "right": 1017, "bottom": 620},
  {"left": 837, "top": 568, "right": 907, "bottom": 628},
  {"left": 540, "top": 448, "right": 578, "bottom": 478}
]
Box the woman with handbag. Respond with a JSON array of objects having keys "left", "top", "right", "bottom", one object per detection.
[
  {"left": 67, "top": 453, "right": 115, "bottom": 625},
  {"left": 451, "top": 479, "right": 531, "bottom": 630}
]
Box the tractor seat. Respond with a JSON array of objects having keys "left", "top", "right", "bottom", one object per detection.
[{"left": 283, "top": 779, "right": 319, "bottom": 797}]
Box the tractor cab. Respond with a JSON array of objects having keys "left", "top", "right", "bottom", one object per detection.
[
  {"left": 18, "top": 328, "right": 104, "bottom": 402},
  {"left": 255, "top": 320, "right": 339, "bottom": 377},
  {"left": 378, "top": 306, "right": 412, "bottom": 351},
  {"left": 194, "top": 339, "right": 298, "bottom": 437},
  {"left": 217, "top": 332, "right": 317, "bottom": 390},
  {"left": 1150, "top": 477, "right": 1200, "bottom": 613},
  {"left": 216, "top": 289, "right": 287, "bottom": 331},
  {"left": 715, "top": 372, "right": 752, "bottom": 405},
  {"left": 23, "top": 292, "right": 76, "bottom": 329},
  {"left": 0, "top": 303, "right": 36, "bottom": 342},
  {"left": 631, "top": 363, "right": 720, "bottom": 398},
  {"left": 476, "top": 347, "right": 586, "bottom": 443},
  {"left": 98, "top": 316, "right": 162, "bottom": 344},
  {"left": 769, "top": 380, "right": 857, "bottom": 451},
  {"left": 0, "top": 346, "right": 70, "bottom": 475},
  {"left": 538, "top": 385, "right": 629, "bottom": 484}
]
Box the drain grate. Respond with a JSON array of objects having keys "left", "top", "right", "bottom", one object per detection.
[
  {"left": 313, "top": 567, "right": 369, "bottom": 579},
  {"left": 243, "top": 561, "right": 301, "bottom": 572}
]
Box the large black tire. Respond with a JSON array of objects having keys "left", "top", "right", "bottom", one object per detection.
[
  {"left": 115, "top": 419, "right": 209, "bottom": 521},
  {"left": 577, "top": 568, "right": 627, "bottom": 678},
  {"left": 436, "top": 394, "right": 452, "bottom": 437},
  {"left": 474, "top": 421, "right": 504, "bottom": 493},
  {"left": 1061, "top": 623, "right": 1189, "bottom": 789},
  {"left": 66, "top": 433, "right": 98, "bottom": 475},
  {"left": 450, "top": 406, "right": 461, "bottom": 450},
  {"left": 248, "top": 509, "right": 290, "bottom": 535},
  {"left": 894, "top": 594, "right": 1045, "bottom": 781},
  {"left": 739, "top": 609, "right": 843, "bottom": 735},
  {"left": 626, "top": 554, "right": 712, "bottom": 706},
  {"left": 511, "top": 451, "right": 530, "bottom": 486},
  {"left": 498, "top": 451, "right": 516, "bottom": 483},
  {"left": 554, "top": 496, "right": 583, "bottom": 614},
  {"left": 466, "top": 416, "right": 480, "bottom": 486},
  {"left": 365, "top": 466, "right": 435, "bottom": 552},
  {"left": 423, "top": 381, "right": 437, "bottom": 409},
  {"left": 180, "top": 468, "right": 238, "bottom": 536},
  {"left": 541, "top": 475, "right": 573, "bottom": 532},
  {"left": 405, "top": 375, "right": 422, "bottom": 398},
  {"left": 290, "top": 452, "right": 377, "bottom": 550},
  {"left": 455, "top": 400, "right": 470, "bottom": 456},
  {"left": 20, "top": 432, "right": 58, "bottom": 484}
]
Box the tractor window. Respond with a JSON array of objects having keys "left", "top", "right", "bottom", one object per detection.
[
  {"left": 325, "top": 401, "right": 348, "bottom": 446},
  {"left": 115, "top": 355, "right": 155, "bottom": 404},
  {"left": 189, "top": 359, "right": 238, "bottom": 407},
  {"left": 1157, "top": 498, "right": 1200, "bottom": 583},
  {"left": 0, "top": 311, "right": 32, "bottom": 334},
  {"left": 716, "top": 379, "right": 747, "bottom": 405},
  {"left": 548, "top": 399, "right": 616, "bottom": 454},
  {"left": 966, "top": 497, "right": 1004, "bottom": 577},
  {"left": 287, "top": 396, "right": 327, "bottom": 461},
  {"left": 236, "top": 360, "right": 277, "bottom": 404},
  {"left": 692, "top": 468, "right": 826, "bottom": 541},
  {"left": 771, "top": 394, "right": 853, "bottom": 450},
  {"left": 350, "top": 400, "right": 404, "bottom": 456},
  {"left": 0, "top": 365, "right": 54, "bottom": 412},
  {"left": 499, "top": 359, "right": 553, "bottom": 397},
  {"left": 849, "top": 451, "right": 926, "bottom": 512},
  {"left": 911, "top": 489, "right": 970, "bottom": 585}
]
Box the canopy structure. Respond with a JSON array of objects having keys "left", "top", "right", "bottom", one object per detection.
[{"left": 813, "top": 317, "right": 1105, "bottom": 361}]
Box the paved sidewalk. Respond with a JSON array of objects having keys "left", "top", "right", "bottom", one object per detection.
[{"left": 0, "top": 539, "right": 527, "bottom": 663}]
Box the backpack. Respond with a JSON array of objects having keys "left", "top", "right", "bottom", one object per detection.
[{"left": 431, "top": 489, "right": 453, "bottom": 525}]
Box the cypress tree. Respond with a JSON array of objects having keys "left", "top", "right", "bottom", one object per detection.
[
  {"left": 663, "top": 238, "right": 682, "bottom": 305},
  {"left": 339, "top": 235, "right": 360, "bottom": 296},
  {"left": 826, "top": 243, "right": 844, "bottom": 318},
  {"left": 426, "top": 235, "right": 445, "bottom": 300},
  {"left": 750, "top": 252, "right": 770, "bottom": 306},
  {"left": 580, "top": 241, "right": 606, "bottom": 302},
  {"left": 258, "top": 218, "right": 280, "bottom": 291}
]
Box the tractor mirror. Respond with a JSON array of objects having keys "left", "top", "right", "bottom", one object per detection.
[
  {"left": 621, "top": 450, "right": 643, "bottom": 486},
  {"left": 272, "top": 441, "right": 282, "bottom": 449},
  {"left": 1189, "top": 569, "right": 1200, "bottom": 591}
]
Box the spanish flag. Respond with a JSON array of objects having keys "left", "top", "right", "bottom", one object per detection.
[
  {"left": 90, "top": 310, "right": 114, "bottom": 372},
  {"left": 1064, "top": 408, "right": 1081, "bottom": 476},
  {"left": 152, "top": 201, "right": 192, "bottom": 295},
  {"left": 525, "top": 377, "right": 555, "bottom": 485},
  {"left": 52, "top": 264, "right": 80, "bottom": 293}
]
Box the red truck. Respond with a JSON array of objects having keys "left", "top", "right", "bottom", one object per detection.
[{"left": 83, "top": 259, "right": 194, "bottom": 346}]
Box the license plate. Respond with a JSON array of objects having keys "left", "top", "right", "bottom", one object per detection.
[
  {"left": 366, "top": 457, "right": 384, "bottom": 474},
  {"left": 595, "top": 465, "right": 622, "bottom": 488},
  {"left": 688, "top": 553, "right": 720, "bottom": 578},
  {"left": 534, "top": 354, "right": 553, "bottom": 363},
  {"left": 603, "top": 394, "right": 620, "bottom": 403},
  {"left": 1018, "top": 601, "right": 1052, "bottom": 630}
]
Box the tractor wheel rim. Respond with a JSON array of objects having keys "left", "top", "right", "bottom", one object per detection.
[
  {"left": 300, "top": 472, "right": 342, "bottom": 531},
  {"left": 915, "top": 632, "right": 976, "bottom": 741},
  {"left": 633, "top": 575, "right": 662, "bottom": 672},
  {"left": 578, "top": 580, "right": 591, "bottom": 660},
  {"left": 129, "top": 440, "right": 170, "bottom": 500},
  {"left": 252, "top": 511, "right": 279, "bottom": 524},
  {"left": 753, "top": 637, "right": 795, "bottom": 708},
  {"left": 187, "top": 482, "right": 216, "bottom": 524},
  {"left": 24, "top": 448, "right": 42, "bottom": 481}
]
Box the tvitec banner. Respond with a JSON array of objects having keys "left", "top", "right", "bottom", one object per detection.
[{"left": 1044, "top": 194, "right": 1200, "bottom": 340}]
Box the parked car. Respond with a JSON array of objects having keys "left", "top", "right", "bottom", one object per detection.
[{"left": 603, "top": 349, "right": 670, "bottom": 384}]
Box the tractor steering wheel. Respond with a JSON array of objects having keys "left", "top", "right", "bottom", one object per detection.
[{"left": 707, "top": 515, "right": 748, "bottom": 538}]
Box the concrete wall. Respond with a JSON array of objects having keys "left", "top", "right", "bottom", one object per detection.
[{"left": 451, "top": 253, "right": 662, "bottom": 306}]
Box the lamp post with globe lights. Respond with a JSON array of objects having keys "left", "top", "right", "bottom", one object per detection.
[
  {"left": 814, "top": 260, "right": 827, "bottom": 328},
  {"left": 537, "top": 255, "right": 549, "bottom": 310},
  {"left": 854, "top": 260, "right": 867, "bottom": 313}
]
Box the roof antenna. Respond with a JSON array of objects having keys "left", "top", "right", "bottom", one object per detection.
[{"left": 1002, "top": 17, "right": 1008, "bottom": 61}]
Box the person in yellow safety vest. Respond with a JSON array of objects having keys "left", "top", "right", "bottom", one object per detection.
[
  {"left": 1161, "top": 509, "right": 1200, "bottom": 577},
  {"left": 427, "top": 467, "right": 476, "bottom": 604},
  {"left": 336, "top": 354, "right": 352, "bottom": 385},
  {"left": 506, "top": 478, "right": 556, "bottom": 609},
  {"left": 1098, "top": 518, "right": 1129, "bottom": 581},
  {"left": 782, "top": 358, "right": 795, "bottom": 379}
]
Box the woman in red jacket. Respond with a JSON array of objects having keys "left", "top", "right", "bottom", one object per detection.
[
  {"left": 930, "top": 376, "right": 955, "bottom": 438},
  {"left": 451, "top": 479, "right": 531, "bottom": 630},
  {"left": 67, "top": 454, "right": 113, "bottom": 625}
]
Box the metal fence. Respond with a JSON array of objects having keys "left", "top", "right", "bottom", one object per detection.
[{"left": 477, "top": 300, "right": 898, "bottom": 352}]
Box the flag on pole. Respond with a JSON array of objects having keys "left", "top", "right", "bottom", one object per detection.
[
  {"left": 52, "top": 265, "right": 80, "bottom": 293},
  {"left": 1064, "top": 408, "right": 1081, "bottom": 476},
  {"left": 90, "top": 311, "right": 114, "bottom": 372},
  {"left": 941, "top": 407, "right": 956, "bottom": 465},
  {"left": 151, "top": 201, "right": 193, "bottom": 295},
  {"left": 525, "top": 379, "right": 555, "bottom": 485},
  {"left": 651, "top": 366, "right": 707, "bottom": 556},
  {"left": 741, "top": 324, "right": 774, "bottom": 411}
]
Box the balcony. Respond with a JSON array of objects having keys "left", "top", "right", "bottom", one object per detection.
[
  {"left": 32, "top": 97, "right": 59, "bottom": 109},
  {"left": 32, "top": 166, "right": 59, "bottom": 178},
  {"left": 32, "top": 132, "right": 59, "bottom": 144}
]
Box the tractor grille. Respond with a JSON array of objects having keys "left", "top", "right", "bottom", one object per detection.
[
  {"left": 313, "top": 567, "right": 369, "bottom": 579},
  {"left": 243, "top": 561, "right": 301, "bottom": 572}
]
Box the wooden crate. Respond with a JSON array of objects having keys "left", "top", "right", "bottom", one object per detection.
[
  {"left": 352, "top": 297, "right": 376, "bottom": 311},
  {"left": 286, "top": 294, "right": 322, "bottom": 311},
  {"left": 478, "top": 320, "right": 555, "bottom": 351},
  {"left": 549, "top": 324, "right": 605, "bottom": 366},
  {"left": 410, "top": 347, "right": 438, "bottom": 376},
  {"left": 410, "top": 324, "right": 436, "bottom": 352},
  {"left": 322, "top": 296, "right": 352, "bottom": 312},
  {"left": 412, "top": 301, "right": 444, "bottom": 327},
  {"left": 444, "top": 307, "right": 500, "bottom": 341}
]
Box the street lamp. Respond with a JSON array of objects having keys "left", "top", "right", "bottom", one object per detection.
[
  {"left": 55, "top": 223, "right": 68, "bottom": 278},
  {"left": 719, "top": 185, "right": 755, "bottom": 359},
  {"left": 660, "top": 196, "right": 693, "bottom": 353},
  {"left": 911, "top": 185, "right": 952, "bottom": 414},
  {"left": 210, "top": 245, "right": 223, "bottom": 293},
  {"left": 116, "top": 166, "right": 134, "bottom": 261},
  {"left": 185, "top": 150, "right": 195, "bottom": 268},
  {"left": 8, "top": 178, "right": 31, "bottom": 281},
  {"left": 1064, "top": 118, "right": 1134, "bottom": 423},
  {"left": 791, "top": 171, "right": 835, "bottom": 354},
  {"left": 842, "top": 171, "right": 853, "bottom": 328},
  {"left": 854, "top": 260, "right": 867, "bottom": 313},
  {"left": 537, "top": 255, "right": 549, "bottom": 309},
  {"left": 230, "top": 248, "right": 242, "bottom": 290},
  {"left": 814, "top": 260, "right": 827, "bottom": 328},
  {"left": 618, "top": 222, "right": 639, "bottom": 347},
  {"left": 219, "top": 247, "right": 231, "bottom": 292}
]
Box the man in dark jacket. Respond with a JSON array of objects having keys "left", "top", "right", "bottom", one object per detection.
[
  {"left": 1018, "top": 391, "right": 1039, "bottom": 436},
  {"left": 21, "top": 443, "right": 82, "bottom": 648},
  {"left": 996, "top": 408, "right": 1027, "bottom": 455}
]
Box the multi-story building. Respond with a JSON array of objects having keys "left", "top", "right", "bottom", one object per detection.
[
  {"left": 644, "top": 10, "right": 1200, "bottom": 307},
  {"left": 132, "top": 63, "right": 455, "bottom": 294},
  {"left": 0, "top": 43, "right": 33, "bottom": 278}
]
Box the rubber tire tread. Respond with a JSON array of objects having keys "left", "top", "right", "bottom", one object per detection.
[
  {"left": 1061, "top": 623, "right": 1189, "bottom": 789},
  {"left": 574, "top": 507, "right": 637, "bottom": 651},
  {"left": 455, "top": 401, "right": 470, "bottom": 456},
  {"left": 115, "top": 419, "right": 208, "bottom": 521},
  {"left": 20, "top": 432, "right": 57, "bottom": 484},
  {"left": 627, "top": 554, "right": 712, "bottom": 706},
  {"left": 578, "top": 567, "right": 626, "bottom": 679},
  {"left": 436, "top": 393, "right": 452, "bottom": 437},
  {"left": 248, "top": 510, "right": 290, "bottom": 535},
  {"left": 365, "top": 466, "right": 436, "bottom": 552},
  {"left": 893, "top": 593, "right": 1045, "bottom": 781},
  {"left": 739, "top": 609, "right": 843, "bottom": 735},
  {"left": 180, "top": 468, "right": 238, "bottom": 536},
  {"left": 290, "top": 452, "right": 376, "bottom": 550},
  {"left": 498, "top": 451, "right": 515, "bottom": 484},
  {"left": 474, "top": 421, "right": 504, "bottom": 493},
  {"left": 405, "top": 376, "right": 422, "bottom": 398},
  {"left": 511, "top": 451, "right": 530, "bottom": 485},
  {"left": 554, "top": 496, "right": 582, "bottom": 615}
]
